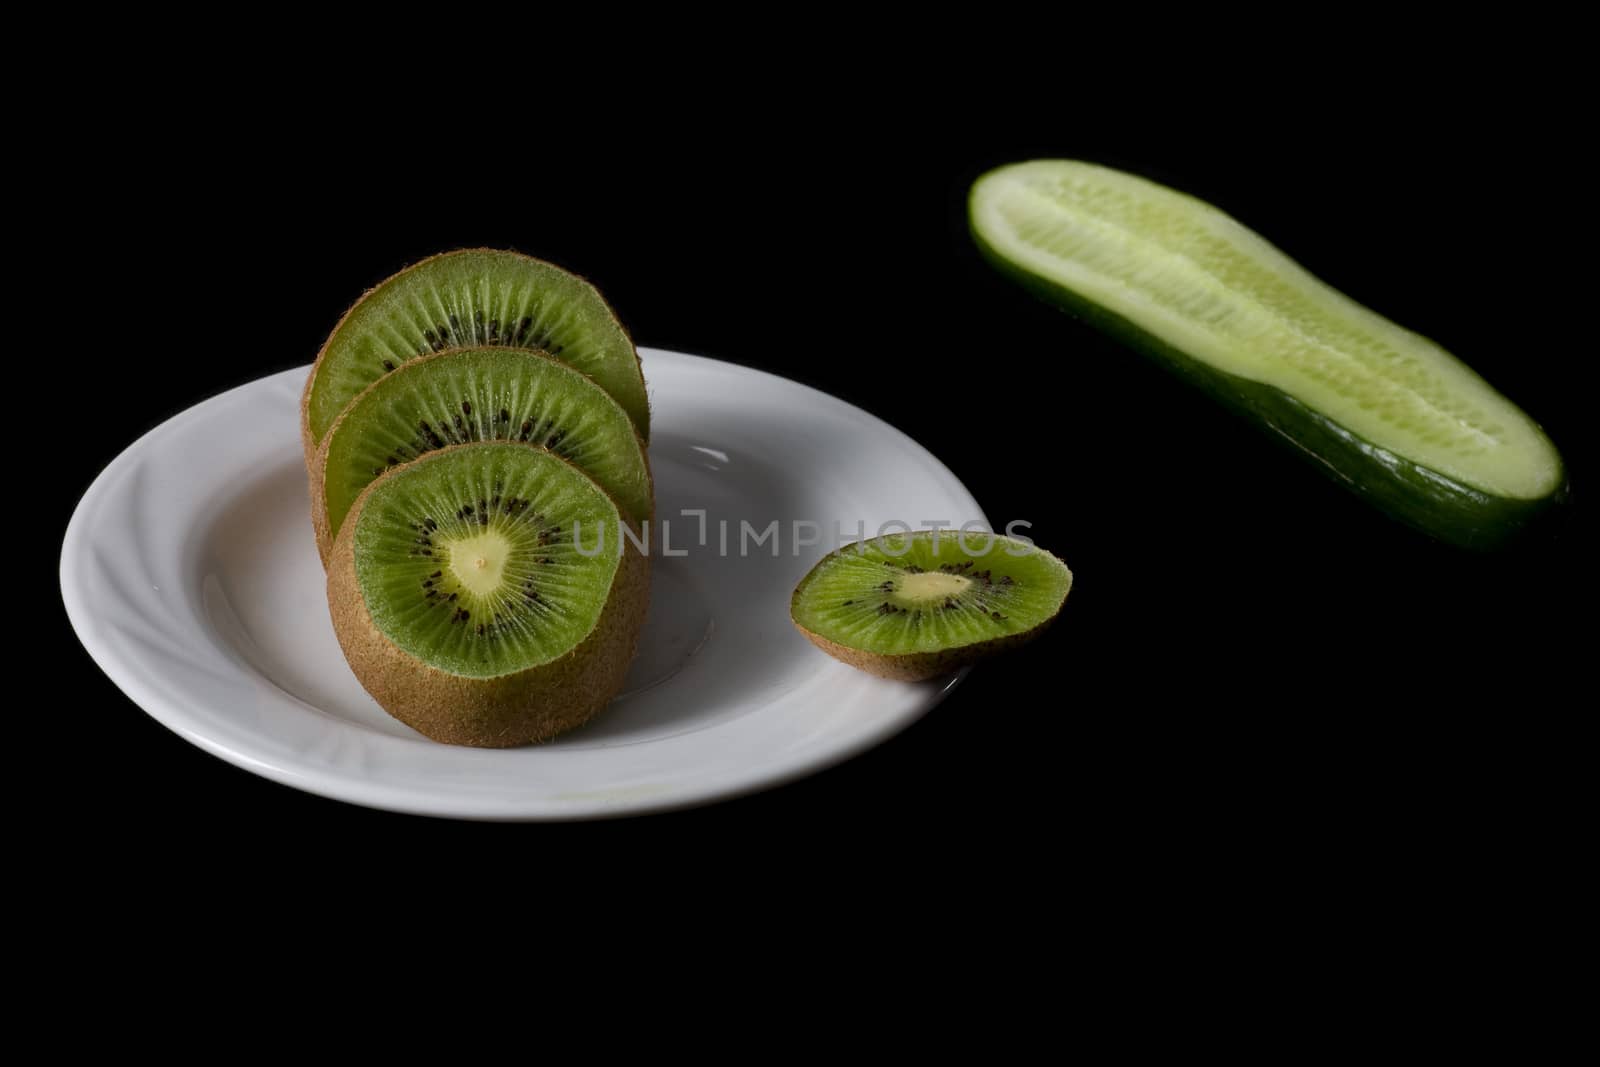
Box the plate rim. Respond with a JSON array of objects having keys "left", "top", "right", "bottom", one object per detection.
[{"left": 61, "top": 348, "right": 984, "bottom": 820}]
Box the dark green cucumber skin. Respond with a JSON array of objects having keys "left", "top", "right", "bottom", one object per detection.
[{"left": 970, "top": 222, "right": 1568, "bottom": 550}]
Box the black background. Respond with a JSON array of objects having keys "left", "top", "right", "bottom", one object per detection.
[{"left": 48, "top": 78, "right": 1589, "bottom": 900}]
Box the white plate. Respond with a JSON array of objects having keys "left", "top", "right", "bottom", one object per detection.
[{"left": 61, "top": 348, "right": 984, "bottom": 819}]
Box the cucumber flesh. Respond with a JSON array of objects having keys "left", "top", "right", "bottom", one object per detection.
[{"left": 970, "top": 161, "right": 1565, "bottom": 544}]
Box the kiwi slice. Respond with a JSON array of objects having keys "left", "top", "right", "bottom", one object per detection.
[
  {"left": 327, "top": 441, "right": 649, "bottom": 747},
  {"left": 310, "top": 346, "right": 652, "bottom": 564},
  {"left": 791, "top": 531, "right": 1073, "bottom": 681},
  {"left": 301, "top": 249, "right": 649, "bottom": 464}
]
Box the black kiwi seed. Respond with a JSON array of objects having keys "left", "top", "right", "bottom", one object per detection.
[
  {"left": 448, "top": 592, "right": 457, "bottom": 601},
  {"left": 842, "top": 600, "right": 853, "bottom": 606},
  {"left": 991, "top": 612, "right": 1005, "bottom": 621},
  {"left": 430, "top": 569, "right": 442, "bottom": 577},
  {"left": 461, "top": 400, "right": 472, "bottom": 417},
  {"left": 382, "top": 359, "right": 396, "bottom": 372}
]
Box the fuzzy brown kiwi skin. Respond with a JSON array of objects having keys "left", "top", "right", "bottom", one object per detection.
[
  {"left": 308, "top": 346, "right": 654, "bottom": 568},
  {"left": 299, "top": 247, "right": 650, "bottom": 473},
  {"left": 790, "top": 612, "right": 1060, "bottom": 682},
  {"left": 326, "top": 443, "right": 651, "bottom": 748}
]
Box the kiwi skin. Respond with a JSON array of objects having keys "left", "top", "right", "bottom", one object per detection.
[
  {"left": 326, "top": 445, "right": 651, "bottom": 748},
  {"left": 791, "top": 615, "right": 1061, "bottom": 683},
  {"left": 307, "top": 346, "right": 654, "bottom": 567},
  {"left": 298, "top": 247, "right": 648, "bottom": 473}
]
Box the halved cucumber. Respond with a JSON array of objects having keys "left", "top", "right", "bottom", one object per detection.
[{"left": 970, "top": 160, "right": 1566, "bottom": 548}]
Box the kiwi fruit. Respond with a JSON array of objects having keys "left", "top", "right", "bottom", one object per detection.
[
  {"left": 791, "top": 530, "right": 1072, "bottom": 681},
  {"left": 301, "top": 249, "right": 649, "bottom": 468},
  {"left": 327, "top": 440, "right": 649, "bottom": 747},
  {"left": 310, "top": 346, "right": 652, "bottom": 565}
]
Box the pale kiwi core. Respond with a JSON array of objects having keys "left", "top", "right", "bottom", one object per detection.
[
  {"left": 449, "top": 531, "right": 511, "bottom": 598},
  {"left": 895, "top": 571, "right": 972, "bottom": 604}
]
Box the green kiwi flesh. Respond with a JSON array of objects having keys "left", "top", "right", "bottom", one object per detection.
[
  {"left": 328, "top": 442, "right": 650, "bottom": 747},
  {"left": 350, "top": 441, "right": 627, "bottom": 676},
  {"left": 313, "top": 346, "right": 652, "bottom": 563},
  {"left": 791, "top": 531, "right": 1072, "bottom": 681},
  {"left": 302, "top": 249, "right": 649, "bottom": 460}
]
